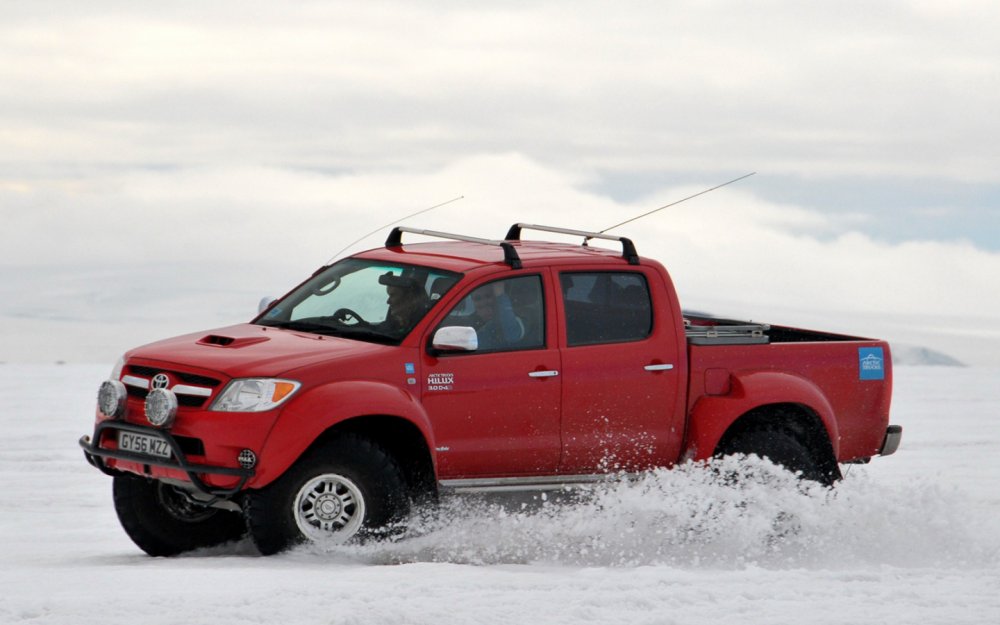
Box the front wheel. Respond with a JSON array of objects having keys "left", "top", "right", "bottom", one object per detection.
[
  {"left": 244, "top": 434, "right": 409, "bottom": 555},
  {"left": 112, "top": 475, "right": 247, "bottom": 556}
]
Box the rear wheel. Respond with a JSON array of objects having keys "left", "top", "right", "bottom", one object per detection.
[
  {"left": 719, "top": 428, "right": 839, "bottom": 487},
  {"left": 244, "top": 434, "right": 409, "bottom": 555},
  {"left": 112, "top": 475, "right": 247, "bottom": 556}
]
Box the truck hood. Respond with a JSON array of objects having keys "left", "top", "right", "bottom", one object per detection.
[{"left": 125, "top": 323, "right": 394, "bottom": 379}]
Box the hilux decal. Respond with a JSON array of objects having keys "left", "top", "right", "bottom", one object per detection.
[{"left": 427, "top": 372, "right": 454, "bottom": 391}]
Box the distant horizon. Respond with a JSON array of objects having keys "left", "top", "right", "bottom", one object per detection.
[{"left": 1, "top": 244, "right": 994, "bottom": 367}]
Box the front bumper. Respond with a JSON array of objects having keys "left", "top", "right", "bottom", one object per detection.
[{"left": 79, "top": 420, "right": 254, "bottom": 498}]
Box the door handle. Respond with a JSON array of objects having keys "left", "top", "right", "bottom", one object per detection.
[
  {"left": 644, "top": 363, "right": 675, "bottom": 371},
  {"left": 528, "top": 370, "right": 560, "bottom": 378}
]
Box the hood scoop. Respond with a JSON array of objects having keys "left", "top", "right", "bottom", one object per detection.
[{"left": 197, "top": 334, "right": 270, "bottom": 348}]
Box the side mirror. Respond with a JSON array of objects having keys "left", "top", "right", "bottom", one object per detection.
[
  {"left": 431, "top": 326, "right": 478, "bottom": 352},
  {"left": 258, "top": 297, "right": 277, "bottom": 314}
]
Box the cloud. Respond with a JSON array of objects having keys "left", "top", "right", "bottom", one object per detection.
[
  {"left": 6, "top": 154, "right": 997, "bottom": 292},
  {"left": 2, "top": 3, "right": 998, "bottom": 363},
  {"left": 3, "top": 155, "right": 998, "bottom": 361},
  {"left": 2, "top": 2, "right": 999, "bottom": 181}
]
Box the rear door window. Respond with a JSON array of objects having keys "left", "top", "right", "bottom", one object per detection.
[{"left": 560, "top": 272, "right": 652, "bottom": 346}]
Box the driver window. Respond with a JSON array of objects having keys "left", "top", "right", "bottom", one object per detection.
[{"left": 439, "top": 275, "right": 544, "bottom": 353}]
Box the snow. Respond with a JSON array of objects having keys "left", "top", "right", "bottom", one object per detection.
[{"left": 1, "top": 364, "right": 999, "bottom": 624}]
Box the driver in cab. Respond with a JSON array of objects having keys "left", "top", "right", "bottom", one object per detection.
[{"left": 379, "top": 272, "right": 428, "bottom": 335}]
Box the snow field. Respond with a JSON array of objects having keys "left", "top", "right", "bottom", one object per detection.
[{"left": 1, "top": 364, "right": 998, "bottom": 624}]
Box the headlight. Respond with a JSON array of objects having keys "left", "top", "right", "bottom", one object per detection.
[{"left": 210, "top": 378, "right": 301, "bottom": 412}]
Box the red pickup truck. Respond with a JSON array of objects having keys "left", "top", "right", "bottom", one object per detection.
[{"left": 81, "top": 224, "right": 901, "bottom": 556}]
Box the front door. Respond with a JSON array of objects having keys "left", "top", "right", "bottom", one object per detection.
[{"left": 420, "top": 273, "right": 562, "bottom": 478}]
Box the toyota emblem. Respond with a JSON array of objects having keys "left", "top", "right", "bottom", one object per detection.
[{"left": 151, "top": 373, "right": 170, "bottom": 390}]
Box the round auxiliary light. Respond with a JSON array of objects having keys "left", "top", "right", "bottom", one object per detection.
[
  {"left": 98, "top": 379, "right": 128, "bottom": 419},
  {"left": 145, "top": 388, "right": 178, "bottom": 428},
  {"left": 238, "top": 449, "right": 258, "bottom": 470}
]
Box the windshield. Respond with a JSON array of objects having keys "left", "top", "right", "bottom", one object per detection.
[{"left": 255, "top": 258, "right": 461, "bottom": 344}]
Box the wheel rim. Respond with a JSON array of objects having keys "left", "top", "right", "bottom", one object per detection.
[{"left": 293, "top": 473, "right": 366, "bottom": 543}]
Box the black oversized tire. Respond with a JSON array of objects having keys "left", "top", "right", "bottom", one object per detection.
[
  {"left": 112, "top": 475, "right": 247, "bottom": 556},
  {"left": 719, "top": 428, "right": 839, "bottom": 487},
  {"left": 243, "top": 434, "right": 409, "bottom": 555}
]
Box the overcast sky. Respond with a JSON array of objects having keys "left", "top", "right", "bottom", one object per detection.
[{"left": 1, "top": 1, "right": 998, "bottom": 364}]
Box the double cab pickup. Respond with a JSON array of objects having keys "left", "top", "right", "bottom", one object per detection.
[{"left": 81, "top": 223, "right": 901, "bottom": 555}]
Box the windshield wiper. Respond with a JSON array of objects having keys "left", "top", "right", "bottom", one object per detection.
[
  {"left": 256, "top": 319, "right": 402, "bottom": 344},
  {"left": 332, "top": 326, "right": 401, "bottom": 345},
  {"left": 257, "top": 320, "right": 343, "bottom": 336}
]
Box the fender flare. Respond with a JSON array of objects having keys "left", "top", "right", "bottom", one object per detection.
[
  {"left": 251, "top": 380, "right": 436, "bottom": 488},
  {"left": 682, "top": 370, "right": 840, "bottom": 462}
]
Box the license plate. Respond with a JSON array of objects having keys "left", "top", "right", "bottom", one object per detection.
[{"left": 118, "top": 431, "right": 172, "bottom": 459}]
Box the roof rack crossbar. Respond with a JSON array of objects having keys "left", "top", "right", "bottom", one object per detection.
[
  {"left": 386, "top": 227, "right": 522, "bottom": 269},
  {"left": 505, "top": 223, "right": 639, "bottom": 265}
]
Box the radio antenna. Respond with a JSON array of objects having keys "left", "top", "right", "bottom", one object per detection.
[
  {"left": 599, "top": 172, "right": 755, "bottom": 234},
  {"left": 327, "top": 195, "right": 464, "bottom": 262}
]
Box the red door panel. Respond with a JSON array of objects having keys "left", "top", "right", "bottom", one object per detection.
[
  {"left": 556, "top": 268, "right": 684, "bottom": 473},
  {"left": 420, "top": 273, "right": 561, "bottom": 478},
  {"left": 421, "top": 349, "right": 561, "bottom": 477}
]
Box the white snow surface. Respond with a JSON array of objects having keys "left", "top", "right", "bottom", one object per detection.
[{"left": 1, "top": 364, "right": 998, "bottom": 624}]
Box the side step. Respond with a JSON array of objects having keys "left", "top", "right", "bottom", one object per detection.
[{"left": 438, "top": 474, "right": 612, "bottom": 495}]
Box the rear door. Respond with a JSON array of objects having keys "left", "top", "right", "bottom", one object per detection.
[
  {"left": 556, "top": 268, "right": 685, "bottom": 473},
  {"left": 420, "top": 272, "right": 562, "bottom": 478}
]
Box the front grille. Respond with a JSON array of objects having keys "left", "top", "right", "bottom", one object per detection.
[
  {"left": 128, "top": 365, "right": 221, "bottom": 388},
  {"left": 125, "top": 385, "right": 212, "bottom": 408},
  {"left": 178, "top": 395, "right": 208, "bottom": 408},
  {"left": 122, "top": 364, "right": 223, "bottom": 409}
]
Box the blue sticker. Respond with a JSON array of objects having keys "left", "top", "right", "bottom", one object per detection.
[
  {"left": 404, "top": 362, "right": 415, "bottom": 375},
  {"left": 859, "top": 347, "right": 885, "bottom": 380}
]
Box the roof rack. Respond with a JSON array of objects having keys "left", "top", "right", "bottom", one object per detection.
[
  {"left": 505, "top": 223, "right": 639, "bottom": 265},
  {"left": 385, "top": 226, "right": 523, "bottom": 269}
]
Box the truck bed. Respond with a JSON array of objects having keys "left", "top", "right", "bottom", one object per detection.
[
  {"left": 684, "top": 313, "right": 892, "bottom": 463},
  {"left": 684, "top": 313, "right": 873, "bottom": 345}
]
